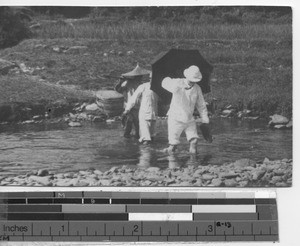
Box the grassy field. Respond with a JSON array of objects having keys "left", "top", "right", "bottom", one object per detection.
[
  {"left": 35, "top": 19, "right": 291, "bottom": 40},
  {"left": 0, "top": 75, "right": 93, "bottom": 105},
  {"left": 0, "top": 19, "right": 292, "bottom": 118}
]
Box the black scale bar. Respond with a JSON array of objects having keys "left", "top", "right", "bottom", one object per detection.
[
  {"left": 27, "top": 199, "right": 53, "bottom": 204},
  {"left": 5, "top": 199, "right": 27, "bottom": 204},
  {"left": 169, "top": 199, "right": 198, "bottom": 204},
  {"left": 111, "top": 199, "right": 140, "bottom": 204},
  {"left": 6, "top": 213, "right": 128, "bottom": 220},
  {"left": 84, "top": 199, "right": 109, "bottom": 204},
  {"left": 53, "top": 199, "right": 82, "bottom": 204}
]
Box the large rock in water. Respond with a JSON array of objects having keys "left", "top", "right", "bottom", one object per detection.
[
  {"left": 233, "top": 159, "right": 256, "bottom": 168},
  {"left": 68, "top": 121, "right": 82, "bottom": 127},
  {"left": 85, "top": 103, "right": 99, "bottom": 111},
  {"left": 269, "top": 114, "right": 289, "bottom": 125},
  {"left": 286, "top": 120, "right": 293, "bottom": 128}
]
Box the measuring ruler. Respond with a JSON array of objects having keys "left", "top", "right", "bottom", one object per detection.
[{"left": 0, "top": 191, "right": 278, "bottom": 242}]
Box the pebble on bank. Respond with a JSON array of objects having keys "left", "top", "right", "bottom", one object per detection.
[{"left": 0, "top": 158, "right": 292, "bottom": 187}]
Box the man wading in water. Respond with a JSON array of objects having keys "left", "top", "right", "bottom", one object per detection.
[
  {"left": 115, "top": 64, "right": 150, "bottom": 138},
  {"left": 123, "top": 73, "right": 158, "bottom": 145},
  {"left": 162, "top": 65, "right": 210, "bottom": 154}
]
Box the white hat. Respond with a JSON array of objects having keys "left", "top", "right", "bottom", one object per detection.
[{"left": 183, "top": 65, "right": 202, "bottom": 82}]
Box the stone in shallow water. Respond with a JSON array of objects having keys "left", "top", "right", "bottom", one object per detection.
[
  {"left": 178, "top": 181, "right": 190, "bottom": 186},
  {"left": 73, "top": 180, "right": 89, "bottom": 187},
  {"left": 33, "top": 115, "right": 43, "bottom": 121},
  {"left": 108, "top": 166, "right": 118, "bottom": 174},
  {"left": 99, "top": 179, "right": 111, "bottom": 186},
  {"left": 63, "top": 172, "right": 74, "bottom": 178},
  {"left": 142, "top": 180, "right": 152, "bottom": 186},
  {"left": 261, "top": 172, "right": 273, "bottom": 182},
  {"left": 202, "top": 174, "right": 214, "bottom": 180},
  {"left": 233, "top": 159, "right": 256, "bottom": 168},
  {"left": 55, "top": 174, "right": 65, "bottom": 179},
  {"left": 68, "top": 121, "right": 82, "bottom": 127},
  {"left": 274, "top": 124, "right": 286, "bottom": 129},
  {"left": 269, "top": 114, "right": 289, "bottom": 125},
  {"left": 193, "top": 169, "right": 204, "bottom": 178},
  {"left": 239, "top": 180, "right": 249, "bottom": 187},
  {"left": 251, "top": 170, "right": 266, "bottom": 181},
  {"left": 242, "top": 166, "right": 255, "bottom": 171},
  {"left": 29, "top": 176, "right": 52, "bottom": 186},
  {"left": 275, "top": 182, "right": 288, "bottom": 187},
  {"left": 286, "top": 121, "right": 292, "bottom": 128},
  {"left": 221, "top": 172, "right": 239, "bottom": 179},
  {"left": 37, "top": 169, "right": 49, "bottom": 177},
  {"left": 169, "top": 183, "right": 184, "bottom": 187},
  {"left": 265, "top": 163, "right": 281, "bottom": 171},
  {"left": 273, "top": 169, "right": 285, "bottom": 176},
  {"left": 147, "top": 167, "right": 160, "bottom": 172},
  {"left": 55, "top": 179, "right": 73, "bottom": 186},
  {"left": 211, "top": 178, "right": 223, "bottom": 187},
  {"left": 271, "top": 176, "right": 283, "bottom": 184},
  {"left": 224, "top": 179, "right": 238, "bottom": 187},
  {"left": 85, "top": 103, "right": 99, "bottom": 111},
  {"left": 79, "top": 170, "right": 92, "bottom": 176},
  {"left": 26, "top": 171, "right": 37, "bottom": 177},
  {"left": 166, "top": 179, "right": 176, "bottom": 185},
  {"left": 193, "top": 179, "right": 203, "bottom": 186},
  {"left": 93, "top": 116, "right": 106, "bottom": 122}
]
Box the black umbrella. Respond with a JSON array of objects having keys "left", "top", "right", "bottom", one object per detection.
[{"left": 150, "top": 49, "right": 213, "bottom": 103}]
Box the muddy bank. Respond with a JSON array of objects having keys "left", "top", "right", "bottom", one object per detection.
[
  {"left": 0, "top": 158, "right": 292, "bottom": 187},
  {"left": 0, "top": 101, "right": 75, "bottom": 122},
  {"left": 0, "top": 99, "right": 293, "bottom": 133}
]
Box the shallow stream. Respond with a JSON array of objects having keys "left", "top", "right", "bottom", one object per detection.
[{"left": 0, "top": 118, "right": 292, "bottom": 176}]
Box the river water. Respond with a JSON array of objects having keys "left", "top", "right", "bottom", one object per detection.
[{"left": 0, "top": 118, "right": 292, "bottom": 176}]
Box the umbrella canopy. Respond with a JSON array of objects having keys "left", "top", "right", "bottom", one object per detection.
[{"left": 150, "top": 49, "right": 213, "bottom": 103}]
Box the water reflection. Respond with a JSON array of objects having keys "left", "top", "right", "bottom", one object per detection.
[
  {"left": 167, "top": 153, "right": 180, "bottom": 169},
  {"left": 0, "top": 118, "right": 292, "bottom": 176},
  {"left": 137, "top": 146, "right": 157, "bottom": 168}
]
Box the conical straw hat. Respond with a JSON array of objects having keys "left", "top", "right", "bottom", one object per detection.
[{"left": 121, "top": 63, "right": 151, "bottom": 77}]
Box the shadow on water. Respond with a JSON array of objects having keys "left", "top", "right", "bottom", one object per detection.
[{"left": 0, "top": 118, "right": 292, "bottom": 176}]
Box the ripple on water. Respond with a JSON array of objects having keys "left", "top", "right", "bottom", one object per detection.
[{"left": 0, "top": 118, "right": 292, "bottom": 176}]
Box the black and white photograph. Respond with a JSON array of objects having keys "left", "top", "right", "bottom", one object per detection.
[{"left": 0, "top": 5, "right": 293, "bottom": 187}]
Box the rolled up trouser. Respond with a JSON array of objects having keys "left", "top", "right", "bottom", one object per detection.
[
  {"left": 168, "top": 117, "right": 199, "bottom": 145},
  {"left": 139, "top": 117, "right": 156, "bottom": 142},
  {"left": 124, "top": 109, "right": 139, "bottom": 137}
]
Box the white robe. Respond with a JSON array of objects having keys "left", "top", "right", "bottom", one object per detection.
[
  {"left": 162, "top": 77, "right": 209, "bottom": 145},
  {"left": 125, "top": 82, "right": 158, "bottom": 142}
]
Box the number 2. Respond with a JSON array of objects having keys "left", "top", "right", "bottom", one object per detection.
[{"left": 133, "top": 225, "right": 139, "bottom": 232}]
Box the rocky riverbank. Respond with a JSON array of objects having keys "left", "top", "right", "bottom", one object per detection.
[{"left": 0, "top": 158, "right": 292, "bottom": 187}]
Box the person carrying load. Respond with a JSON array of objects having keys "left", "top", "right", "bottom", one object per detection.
[
  {"left": 115, "top": 64, "right": 151, "bottom": 138},
  {"left": 123, "top": 73, "right": 158, "bottom": 145}
]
